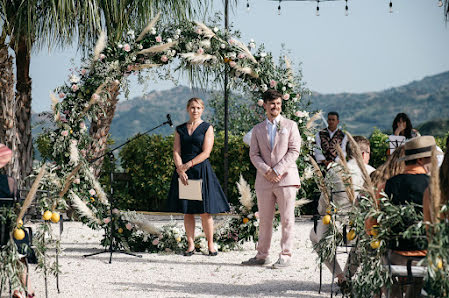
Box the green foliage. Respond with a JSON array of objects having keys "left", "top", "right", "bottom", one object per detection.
[
  {"left": 369, "top": 127, "right": 389, "bottom": 168},
  {"left": 206, "top": 93, "right": 263, "bottom": 134},
  {"left": 118, "top": 134, "right": 174, "bottom": 211}
]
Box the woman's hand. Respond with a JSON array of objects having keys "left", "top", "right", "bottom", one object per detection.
[
  {"left": 179, "top": 161, "right": 193, "bottom": 172},
  {"left": 179, "top": 171, "right": 189, "bottom": 186},
  {"left": 394, "top": 121, "right": 406, "bottom": 135}
]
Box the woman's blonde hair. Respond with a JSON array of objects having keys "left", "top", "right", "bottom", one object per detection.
[
  {"left": 370, "top": 145, "right": 405, "bottom": 188},
  {"left": 186, "top": 97, "right": 204, "bottom": 109}
]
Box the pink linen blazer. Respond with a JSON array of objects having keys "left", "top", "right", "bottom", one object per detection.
[{"left": 249, "top": 115, "right": 301, "bottom": 190}]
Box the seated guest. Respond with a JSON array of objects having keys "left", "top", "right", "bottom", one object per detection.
[
  {"left": 387, "top": 113, "right": 420, "bottom": 155},
  {"left": 0, "top": 144, "right": 34, "bottom": 298},
  {"left": 383, "top": 136, "right": 440, "bottom": 298},
  {"left": 310, "top": 136, "right": 375, "bottom": 287},
  {"left": 314, "top": 112, "right": 348, "bottom": 166}
]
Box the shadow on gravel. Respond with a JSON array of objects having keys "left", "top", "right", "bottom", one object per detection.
[{"left": 113, "top": 280, "right": 331, "bottom": 297}]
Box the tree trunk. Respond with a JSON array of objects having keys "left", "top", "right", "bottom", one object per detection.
[
  {"left": 0, "top": 42, "right": 19, "bottom": 180},
  {"left": 14, "top": 37, "right": 33, "bottom": 188},
  {"left": 89, "top": 84, "right": 120, "bottom": 177}
]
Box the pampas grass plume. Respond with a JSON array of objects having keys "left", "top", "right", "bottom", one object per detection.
[
  {"left": 93, "top": 31, "right": 107, "bottom": 61},
  {"left": 237, "top": 174, "right": 254, "bottom": 211},
  {"left": 17, "top": 164, "right": 46, "bottom": 225},
  {"left": 136, "top": 12, "right": 161, "bottom": 42},
  {"left": 70, "top": 191, "right": 102, "bottom": 225}
]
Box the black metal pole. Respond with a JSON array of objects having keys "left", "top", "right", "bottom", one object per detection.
[{"left": 223, "top": 0, "right": 230, "bottom": 197}]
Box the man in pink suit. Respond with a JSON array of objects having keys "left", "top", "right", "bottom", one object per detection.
[{"left": 242, "top": 89, "right": 301, "bottom": 268}]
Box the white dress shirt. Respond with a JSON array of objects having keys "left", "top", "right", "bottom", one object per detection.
[
  {"left": 314, "top": 127, "right": 348, "bottom": 163},
  {"left": 266, "top": 115, "right": 281, "bottom": 150}
]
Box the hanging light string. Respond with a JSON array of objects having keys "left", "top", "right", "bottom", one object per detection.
[
  {"left": 278, "top": 0, "right": 282, "bottom": 15},
  {"left": 316, "top": 0, "right": 320, "bottom": 16},
  {"left": 345, "top": 0, "right": 349, "bottom": 16},
  {"left": 247, "top": 0, "right": 250, "bottom": 12},
  {"left": 389, "top": 1, "right": 393, "bottom": 13}
]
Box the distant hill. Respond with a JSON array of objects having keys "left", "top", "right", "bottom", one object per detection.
[
  {"left": 32, "top": 71, "right": 449, "bottom": 145},
  {"left": 308, "top": 71, "right": 449, "bottom": 136},
  {"left": 110, "top": 86, "right": 211, "bottom": 144}
]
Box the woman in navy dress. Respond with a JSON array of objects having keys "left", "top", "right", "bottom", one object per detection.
[{"left": 167, "top": 98, "right": 229, "bottom": 256}]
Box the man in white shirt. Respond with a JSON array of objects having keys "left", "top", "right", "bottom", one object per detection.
[{"left": 314, "top": 112, "right": 348, "bottom": 166}]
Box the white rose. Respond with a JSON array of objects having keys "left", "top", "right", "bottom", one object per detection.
[
  {"left": 282, "top": 86, "right": 286, "bottom": 91},
  {"left": 213, "top": 27, "right": 219, "bottom": 32},
  {"left": 69, "top": 74, "right": 80, "bottom": 84},
  {"left": 166, "top": 38, "right": 173, "bottom": 43},
  {"left": 174, "top": 34, "right": 179, "bottom": 40},
  {"left": 175, "top": 29, "right": 181, "bottom": 35},
  {"left": 229, "top": 52, "right": 236, "bottom": 59},
  {"left": 118, "top": 43, "right": 123, "bottom": 48},
  {"left": 220, "top": 43, "right": 226, "bottom": 49},
  {"left": 249, "top": 42, "right": 256, "bottom": 49},
  {"left": 288, "top": 83, "right": 293, "bottom": 88},
  {"left": 260, "top": 52, "right": 267, "bottom": 58},
  {"left": 150, "top": 28, "right": 156, "bottom": 35}
]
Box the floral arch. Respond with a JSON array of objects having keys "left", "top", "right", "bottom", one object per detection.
[{"left": 35, "top": 13, "right": 314, "bottom": 253}]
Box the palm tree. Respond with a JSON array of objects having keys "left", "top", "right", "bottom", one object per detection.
[{"left": 0, "top": 0, "right": 206, "bottom": 183}]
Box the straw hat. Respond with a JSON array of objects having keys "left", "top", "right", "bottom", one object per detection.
[
  {"left": 400, "top": 136, "right": 442, "bottom": 161},
  {"left": 0, "top": 144, "right": 12, "bottom": 168}
]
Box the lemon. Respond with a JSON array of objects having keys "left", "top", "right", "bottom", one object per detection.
[
  {"left": 347, "top": 229, "right": 356, "bottom": 241},
  {"left": 322, "top": 215, "right": 331, "bottom": 225},
  {"left": 43, "top": 210, "right": 52, "bottom": 221},
  {"left": 17, "top": 219, "right": 23, "bottom": 228},
  {"left": 437, "top": 258, "right": 443, "bottom": 270},
  {"left": 51, "top": 212, "right": 60, "bottom": 223},
  {"left": 176, "top": 237, "right": 181, "bottom": 242},
  {"left": 118, "top": 228, "right": 123, "bottom": 234},
  {"left": 370, "top": 239, "right": 381, "bottom": 249},
  {"left": 370, "top": 225, "right": 379, "bottom": 236},
  {"left": 13, "top": 228, "right": 25, "bottom": 240},
  {"left": 242, "top": 218, "right": 249, "bottom": 224}
]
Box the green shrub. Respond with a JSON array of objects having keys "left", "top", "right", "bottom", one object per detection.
[
  {"left": 115, "top": 132, "right": 255, "bottom": 211},
  {"left": 369, "top": 128, "right": 389, "bottom": 169}
]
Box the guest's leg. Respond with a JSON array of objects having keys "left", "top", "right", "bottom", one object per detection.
[
  {"left": 184, "top": 214, "right": 195, "bottom": 251},
  {"left": 274, "top": 186, "right": 297, "bottom": 262},
  {"left": 255, "top": 188, "right": 276, "bottom": 260},
  {"left": 309, "top": 222, "right": 343, "bottom": 278},
  {"left": 200, "top": 213, "right": 215, "bottom": 252}
]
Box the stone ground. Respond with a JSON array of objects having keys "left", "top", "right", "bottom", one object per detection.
[{"left": 7, "top": 217, "right": 351, "bottom": 298}]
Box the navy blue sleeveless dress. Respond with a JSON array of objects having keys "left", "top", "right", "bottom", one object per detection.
[{"left": 166, "top": 122, "right": 230, "bottom": 214}]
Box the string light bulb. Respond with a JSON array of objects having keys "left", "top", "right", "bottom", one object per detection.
[
  {"left": 345, "top": 0, "right": 349, "bottom": 16},
  {"left": 389, "top": 1, "right": 393, "bottom": 13},
  {"left": 278, "top": 1, "right": 281, "bottom": 15},
  {"left": 246, "top": 0, "right": 250, "bottom": 12},
  {"left": 316, "top": 1, "right": 320, "bottom": 16},
  {"left": 438, "top": 0, "right": 443, "bottom": 7}
]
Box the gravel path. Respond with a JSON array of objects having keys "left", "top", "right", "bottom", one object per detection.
[{"left": 23, "top": 218, "right": 346, "bottom": 297}]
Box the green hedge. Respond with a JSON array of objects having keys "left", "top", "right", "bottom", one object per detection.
[{"left": 115, "top": 132, "right": 256, "bottom": 211}]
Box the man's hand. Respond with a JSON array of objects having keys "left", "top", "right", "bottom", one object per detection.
[{"left": 264, "top": 169, "right": 282, "bottom": 183}]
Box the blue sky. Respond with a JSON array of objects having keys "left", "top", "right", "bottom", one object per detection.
[{"left": 30, "top": 0, "right": 449, "bottom": 112}]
